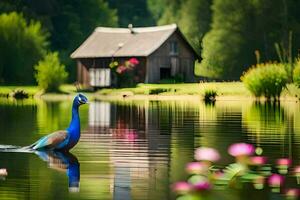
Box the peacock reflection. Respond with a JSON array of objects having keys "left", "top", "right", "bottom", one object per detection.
[{"left": 35, "top": 150, "right": 80, "bottom": 192}]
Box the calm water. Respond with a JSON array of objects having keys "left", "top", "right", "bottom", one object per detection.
[{"left": 0, "top": 98, "right": 300, "bottom": 200}]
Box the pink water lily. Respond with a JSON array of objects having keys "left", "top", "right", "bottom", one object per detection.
[
  {"left": 268, "top": 174, "right": 284, "bottom": 187},
  {"left": 294, "top": 166, "right": 300, "bottom": 174},
  {"left": 171, "top": 181, "right": 192, "bottom": 194},
  {"left": 276, "top": 158, "right": 292, "bottom": 166},
  {"left": 193, "top": 180, "right": 212, "bottom": 191},
  {"left": 194, "top": 147, "right": 220, "bottom": 162},
  {"left": 228, "top": 143, "right": 255, "bottom": 157},
  {"left": 250, "top": 156, "right": 267, "bottom": 165},
  {"left": 186, "top": 162, "right": 208, "bottom": 175},
  {"left": 0, "top": 169, "right": 7, "bottom": 176},
  {"left": 285, "top": 188, "right": 300, "bottom": 198}
]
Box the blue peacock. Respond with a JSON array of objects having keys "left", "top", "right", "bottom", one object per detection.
[
  {"left": 0, "top": 93, "right": 87, "bottom": 153},
  {"left": 29, "top": 93, "right": 88, "bottom": 151}
]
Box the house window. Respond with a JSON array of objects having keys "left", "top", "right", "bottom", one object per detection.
[{"left": 170, "top": 41, "right": 178, "bottom": 55}]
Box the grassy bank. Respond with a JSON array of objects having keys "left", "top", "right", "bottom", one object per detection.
[
  {"left": 1, "top": 82, "right": 300, "bottom": 101},
  {"left": 0, "top": 84, "right": 77, "bottom": 98}
]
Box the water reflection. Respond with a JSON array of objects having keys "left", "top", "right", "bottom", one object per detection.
[
  {"left": 35, "top": 151, "right": 80, "bottom": 192},
  {"left": 0, "top": 99, "right": 300, "bottom": 200}
]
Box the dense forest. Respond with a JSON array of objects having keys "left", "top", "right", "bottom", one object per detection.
[{"left": 0, "top": 0, "right": 300, "bottom": 84}]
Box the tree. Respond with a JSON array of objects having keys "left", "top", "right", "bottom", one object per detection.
[
  {"left": 0, "top": 0, "right": 118, "bottom": 82},
  {"left": 200, "top": 0, "right": 256, "bottom": 80},
  {"left": 0, "top": 12, "right": 48, "bottom": 84},
  {"left": 157, "top": 0, "right": 183, "bottom": 25},
  {"left": 35, "top": 52, "right": 68, "bottom": 92},
  {"left": 178, "top": 0, "right": 212, "bottom": 53},
  {"left": 108, "top": 0, "right": 154, "bottom": 27}
]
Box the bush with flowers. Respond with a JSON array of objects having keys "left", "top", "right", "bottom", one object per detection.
[
  {"left": 172, "top": 143, "right": 300, "bottom": 200},
  {"left": 109, "top": 58, "right": 139, "bottom": 87}
]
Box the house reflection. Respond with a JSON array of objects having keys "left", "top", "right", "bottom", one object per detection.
[{"left": 86, "top": 101, "right": 174, "bottom": 199}]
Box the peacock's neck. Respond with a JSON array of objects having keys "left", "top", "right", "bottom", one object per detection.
[{"left": 67, "top": 102, "right": 81, "bottom": 139}]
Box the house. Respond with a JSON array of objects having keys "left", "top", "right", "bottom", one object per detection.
[{"left": 70, "top": 24, "right": 200, "bottom": 88}]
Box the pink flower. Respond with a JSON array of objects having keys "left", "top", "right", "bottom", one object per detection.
[
  {"left": 0, "top": 168, "right": 7, "bottom": 176},
  {"left": 228, "top": 143, "right": 255, "bottom": 157},
  {"left": 194, "top": 147, "right": 220, "bottom": 162},
  {"left": 185, "top": 162, "right": 208, "bottom": 175},
  {"left": 285, "top": 188, "right": 300, "bottom": 198},
  {"left": 250, "top": 156, "right": 267, "bottom": 165},
  {"left": 116, "top": 65, "right": 127, "bottom": 74},
  {"left": 268, "top": 174, "right": 284, "bottom": 187},
  {"left": 171, "top": 181, "right": 192, "bottom": 194},
  {"left": 193, "top": 180, "right": 212, "bottom": 191},
  {"left": 294, "top": 166, "right": 300, "bottom": 174},
  {"left": 128, "top": 58, "right": 139, "bottom": 65},
  {"left": 276, "top": 158, "right": 291, "bottom": 166}
]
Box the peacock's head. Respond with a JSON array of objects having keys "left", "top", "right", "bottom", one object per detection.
[{"left": 74, "top": 93, "right": 88, "bottom": 106}]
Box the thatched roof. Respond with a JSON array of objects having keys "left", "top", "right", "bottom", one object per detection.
[{"left": 71, "top": 24, "right": 199, "bottom": 59}]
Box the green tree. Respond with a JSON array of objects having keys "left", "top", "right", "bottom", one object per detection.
[
  {"left": 178, "top": 0, "right": 212, "bottom": 53},
  {"left": 108, "top": 0, "right": 154, "bottom": 27},
  {"left": 0, "top": 12, "right": 48, "bottom": 84},
  {"left": 35, "top": 52, "right": 68, "bottom": 92},
  {"left": 157, "top": 0, "right": 183, "bottom": 25},
  {"left": 200, "top": 0, "right": 256, "bottom": 79},
  {"left": 0, "top": 0, "right": 118, "bottom": 82}
]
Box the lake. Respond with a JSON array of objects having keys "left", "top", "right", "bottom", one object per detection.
[{"left": 0, "top": 98, "right": 299, "bottom": 200}]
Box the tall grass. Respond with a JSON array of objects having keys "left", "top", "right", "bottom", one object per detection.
[
  {"left": 293, "top": 59, "right": 300, "bottom": 87},
  {"left": 241, "top": 63, "right": 288, "bottom": 100}
]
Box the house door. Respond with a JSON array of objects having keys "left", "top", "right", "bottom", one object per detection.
[{"left": 89, "top": 68, "right": 111, "bottom": 87}]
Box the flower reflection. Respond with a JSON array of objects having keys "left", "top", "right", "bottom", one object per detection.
[{"left": 35, "top": 151, "right": 80, "bottom": 192}]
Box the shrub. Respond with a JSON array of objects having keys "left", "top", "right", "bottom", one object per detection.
[
  {"left": 11, "top": 89, "right": 29, "bottom": 99},
  {"left": 204, "top": 89, "right": 217, "bottom": 102},
  {"left": 35, "top": 52, "right": 68, "bottom": 92},
  {"left": 145, "top": 88, "right": 170, "bottom": 95},
  {"left": 0, "top": 12, "right": 48, "bottom": 84},
  {"left": 241, "top": 63, "right": 288, "bottom": 100},
  {"left": 293, "top": 59, "right": 300, "bottom": 87}
]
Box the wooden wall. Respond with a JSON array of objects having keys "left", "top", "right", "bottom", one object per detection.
[{"left": 146, "top": 31, "right": 195, "bottom": 83}]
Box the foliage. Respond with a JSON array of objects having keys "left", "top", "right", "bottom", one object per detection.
[
  {"left": 293, "top": 59, "right": 300, "bottom": 87},
  {"left": 241, "top": 63, "right": 288, "bottom": 100},
  {"left": 35, "top": 52, "right": 68, "bottom": 92},
  {"left": 171, "top": 144, "right": 298, "bottom": 200},
  {"left": 0, "top": 0, "right": 118, "bottom": 82},
  {"left": 146, "top": 88, "right": 170, "bottom": 95},
  {"left": 0, "top": 12, "right": 48, "bottom": 84},
  {"left": 178, "top": 0, "right": 212, "bottom": 52},
  {"left": 108, "top": 0, "right": 154, "bottom": 27},
  {"left": 199, "top": 0, "right": 255, "bottom": 80}
]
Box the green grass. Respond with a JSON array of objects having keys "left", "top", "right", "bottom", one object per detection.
[
  {"left": 97, "top": 82, "right": 300, "bottom": 99},
  {"left": 0, "top": 84, "right": 77, "bottom": 96},
  {"left": 97, "top": 82, "right": 251, "bottom": 96}
]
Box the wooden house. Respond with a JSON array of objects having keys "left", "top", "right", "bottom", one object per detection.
[{"left": 71, "top": 24, "right": 199, "bottom": 88}]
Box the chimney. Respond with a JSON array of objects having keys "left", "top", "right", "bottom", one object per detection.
[{"left": 128, "top": 24, "right": 134, "bottom": 34}]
